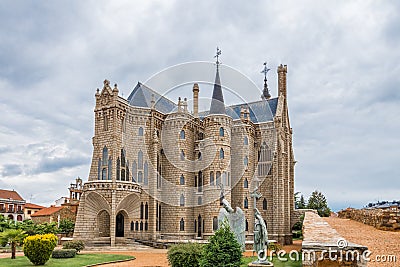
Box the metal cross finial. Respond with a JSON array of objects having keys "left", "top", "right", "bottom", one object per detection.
[
  {"left": 261, "top": 62, "right": 270, "bottom": 81},
  {"left": 214, "top": 47, "right": 222, "bottom": 66}
]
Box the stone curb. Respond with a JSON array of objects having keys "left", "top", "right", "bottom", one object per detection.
[{"left": 84, "top": 257, "right": 135, "bottom": 267}]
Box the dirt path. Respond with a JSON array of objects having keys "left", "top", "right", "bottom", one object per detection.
[{"left": 324, "top": 216, "right": 400, "bottom": 267}]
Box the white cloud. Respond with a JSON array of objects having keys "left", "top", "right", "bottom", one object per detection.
[{"left": 0, "top": 0, "right": 399, "bottom": 209}]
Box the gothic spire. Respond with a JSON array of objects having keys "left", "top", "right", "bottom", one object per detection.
[
  {"left": 261, "top": 62, "right": 271, "bottom": 100},
  {"left": 210, "top": 47, "right": 225, "bottom": 114}
]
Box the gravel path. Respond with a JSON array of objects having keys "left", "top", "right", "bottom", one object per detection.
[{"left": 324, "top": 216, "right": 400, "bottom": 267}]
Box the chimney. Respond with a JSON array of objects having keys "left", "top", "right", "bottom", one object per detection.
[
  {"left": 277, "top": 64, "right": 288, "bottom": 98},
  {"left": 192, "top": 83, "right": 199, "bottom": 118}
]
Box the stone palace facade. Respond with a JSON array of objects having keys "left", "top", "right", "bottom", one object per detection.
[{"left": 73, "top": 62, "right": 296, "bottom": 246}]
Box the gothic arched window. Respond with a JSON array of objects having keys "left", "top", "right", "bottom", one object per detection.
[
  {"left": 102, "top": 168, "right": 107, "bottom": 180},
  {"left": 138, "top": 171, "right": 143, "bottom": 183},
  {"left": 138, "top": 150, "right": 143, "bottom": 169},
  {"left": 132, "top": 161, "right": 137, "bottom": 182},
  {"left": 244, "top": 156, "right": 248, "bottom": 166},
  {"left": 245, "top": 219, "right": 249, "bottom": 231},
  {"left": 180, "top": 130, "right": 185, "bottom": 139},
  {"left": 244, "top": 136, "right": 248, "bottom": 145},
  {"left": 244, "top": 178, "right": 248, "bottom": 188},
  {"left": 102, "top": 146, "right": 108, "bottom": 165},
  {"left": 98, "top": 158, "right": 101, "bottom": 180},
  {"left": 138, "top": 127, "right": 144, "bottom": 136},
  {"left": 219, "top": 148, "right": 224, "bottom": 159},
  {"left": 180, "top": 194, "right": 185, "bottom": 207},
  {"left": 145, "top": 202, "right": 148, "bottom": 219},
  {"left": 216, "top": 171, "right": 221, "bottom": 185},
  {"left": 144, "top": 162, "right": 148, "bottom": 185},
  {"left": 180, "top": 218, "right": 185, "bottom": 231},
  {"left": 210, "top": 171, "right": 214, "bottom": 185},
  {"left": 180, "top": 174, "right": 185, "bottom": 185},
  {"left": 244, "top": 197, "right": 248, "bottom": 209},
  {"left": 108, "top": 157, "right": 112, "bottom": 180},
  {"left": 263, "top": 198, "right": 267, "bottom": 210},
  {"left": 180, "top": 150, "right": 185, "bottom": 161},
  {"left": 116, "top": 157, "right": 120, "bottom": 180},
  {"left": 212, "top": 216, "right": 218, "bottom": 231},
  {"left": 219, "top": 127, "right": 224, "bottom": 137},
  {"left": 140, "top": 202, "right": 144, "bottom": 219}
]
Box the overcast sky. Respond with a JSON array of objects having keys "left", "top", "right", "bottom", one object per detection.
[{"left": 0, "top": 0, "right": 399, "bottom": 211}]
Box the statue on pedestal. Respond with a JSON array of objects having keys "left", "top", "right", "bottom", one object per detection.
[{"left": 249, "top": 179, "right": 273, "bottom": 266}]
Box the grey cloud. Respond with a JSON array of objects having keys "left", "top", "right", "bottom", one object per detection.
[
  {"left": 31, "top": 155, "right": 90, "bottom": 175},
  {"left": 1, "top": 164, "right": 23, "bottom": 177}
]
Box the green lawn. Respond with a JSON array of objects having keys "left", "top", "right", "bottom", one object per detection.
[
  {"left": 241, "top": 255, "right": 302, "bottom": 267},
  {"left": 0, "top": 254, "right": 134, "bottom": 267}
]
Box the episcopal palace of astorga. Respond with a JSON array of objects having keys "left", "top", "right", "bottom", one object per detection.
[{"left": 73, "top": 63, "right": 296, "bottom": 246}]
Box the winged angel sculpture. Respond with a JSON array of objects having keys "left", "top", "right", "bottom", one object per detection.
[{"left": 218, "top": 184, "right": 246, "bottom": 251}]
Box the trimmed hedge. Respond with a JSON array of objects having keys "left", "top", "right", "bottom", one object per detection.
[
  {"left": 52, "top": 249, "right": 76, "bottom": 258},
  {"left": 62, "top": 240, "right": 85, "bottom": 253},
  {"left": 167, "top": 242, "right": 203, "bottom": 267},
  {"left": 24, "top": 233, "right": 58, "bottom": 265}
]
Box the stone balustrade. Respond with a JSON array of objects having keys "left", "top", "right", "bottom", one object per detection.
[
  {"left": 302, "top": 212, "right": 368, "bottom": 267},
  {"left": 83, "top": 180, "right": 142, "bottom": 193}
]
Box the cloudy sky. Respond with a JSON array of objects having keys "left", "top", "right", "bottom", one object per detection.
[{"left": 0, "top": 0, "right": 399, "bottom": 211}]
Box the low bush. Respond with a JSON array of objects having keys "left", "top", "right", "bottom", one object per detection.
[
  {"left": 199, "top": 221, "right": 242, "bottom": 267},
  {"left": 62, "top": 240, "right": 85, "bottom": 253},
  {"left": 24, "top": 233, "right": 58, "bottom": 265},
  {"left": 167, "top": 242, "right": 203, "bottom": 267},
  {"left": 52, "top": 248, "right": 76, "bottom": 258}
]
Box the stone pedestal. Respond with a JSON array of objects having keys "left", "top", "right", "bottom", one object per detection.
[{"left": 248, "top": 261, "right": 273, "bottom": 267}]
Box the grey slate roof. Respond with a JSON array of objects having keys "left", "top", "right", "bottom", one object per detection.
[
  {"left": 209, "top": 68, "right": 226, "bottom": 115},
  {"left": 127, "top": 82, "right": 278, "bottom": 123},
  {"left": 200, "top": 98, "right": 278, "bottom": 123},
  {"left": 127, "top": 82, "right": 177, "bottom": 113}
]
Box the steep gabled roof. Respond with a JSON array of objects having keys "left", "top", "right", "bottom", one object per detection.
[
  {"left": 200, "top": 97, "right": 278, "bottom": 123},
  {"left": 127, "top": 82, "right": 177, "bottom": 113},
  {"left": 0, "top": 189, "right": 24, "bottom": 201},
  {"left": 30, "top": 206, "right": 63, "bottom": 217}
]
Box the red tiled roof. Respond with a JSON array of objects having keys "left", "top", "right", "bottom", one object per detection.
[
  {"left": 24, "top": 203, "right": 45, "bottom": 209},
  {"left": 30, "top": 206, "right": 63, "bottom": 217},
  {"left": 0, "top": 189, "right": 24, "bottom": 201}
]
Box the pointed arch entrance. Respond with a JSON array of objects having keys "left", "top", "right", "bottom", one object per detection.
[{"left": 116, "top": 212, "right": 125, "bottom": 237}]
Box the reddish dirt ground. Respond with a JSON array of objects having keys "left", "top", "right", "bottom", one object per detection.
[
  {"left": 3, "top": 217, "right": 398, "bottom": 267},
  {"left": 324, "top": 216, "right": 400, "bottom": 267}
]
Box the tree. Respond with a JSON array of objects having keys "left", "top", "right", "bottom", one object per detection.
[
  {"left": 0, "top": 215, "right": 16, "bottom": 232},
  {"left": 298, "top": 195, "right": 306, "bottom": 209},
  {"left": 0, "top": 229, "right": 27, "bottom": 259},
  {"left": 199, "top": 220, "right": 242, "bottom": 267},
  {"left": 295, "top": 192, "right": 307, "bottom": 209},
  {"left": 59, "top": 219, "right": 75, "bottom": 236},
  {"left": 307, "top": 190, "right": 331, "bottom": 217}
]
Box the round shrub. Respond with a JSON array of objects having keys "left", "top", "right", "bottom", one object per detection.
[
  {"left": 199, "top": 221, "right": 242, "bottom": 267},
  {"left": 62, "top": 240, "right": 85, "bottom": 253},
  {"left": 24, "top": 233, "right": 58, "bottom": 265},
  {"left": 52, "top": 249, "right": 76, "bottom": 258},
  {"left": 167, "top": 242, "right": 203, "bottom": 267}
]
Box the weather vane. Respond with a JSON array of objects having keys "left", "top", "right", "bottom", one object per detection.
[
  {"left": 260, "top": 62, "right": 270, "bottom": 82},
  {"left": 214, "top": 47, "right": 222, "bottom": 67}
]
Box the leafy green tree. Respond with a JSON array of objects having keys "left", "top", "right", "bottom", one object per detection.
[
  {"left": 59, "top": 219, "right": 75, "bottom": 236},
  {"left": 0, "top": 215, "right": 16, "bottom": 232},
  {"left": 298, "top": 195, "right": 306, "bottom": 209},
  {"left": 0, "top": 229, "right": 27, "bottom": 259},
  {"left": 307, "top": 190, "right": 331, "bottom": 217},
  {"left": 199, "top": 220, "right": 242, "bottom": 267}
]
